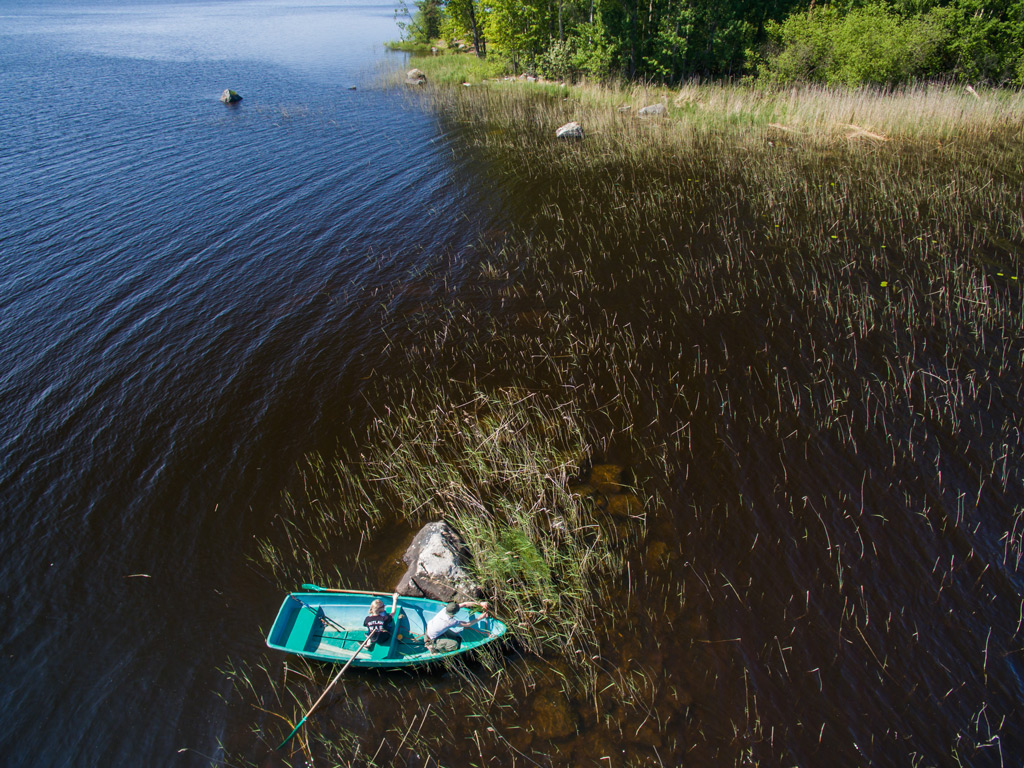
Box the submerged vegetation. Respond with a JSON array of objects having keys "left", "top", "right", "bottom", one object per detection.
[{"left": 227, "top": 71, "right": 1024, "bottom": 766}]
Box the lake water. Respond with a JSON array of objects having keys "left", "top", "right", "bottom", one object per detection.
[
  {"left": 4, "top": 2, "right": 1024, "bottom": 767},
  {"left": 0, "top": 2, "right": 503, "bottom": 764}
]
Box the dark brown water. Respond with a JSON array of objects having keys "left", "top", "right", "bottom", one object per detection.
[{"left": 269, "top": 102, "right": 1024, "bottom": 767}]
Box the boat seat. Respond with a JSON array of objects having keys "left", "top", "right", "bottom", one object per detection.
[
  {"left": 369, "top": 639, "right": 393, "bottom": 660},
  {"left": 367, "top": 610, "right": 404, "bottom": 660},
  {"left": 286, "top": 607, "right": 319, "bottom": 653}
]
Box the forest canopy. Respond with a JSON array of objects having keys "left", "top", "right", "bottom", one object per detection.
[{"left": 394, "top": 0, "right": 1024, "bottom": 85}]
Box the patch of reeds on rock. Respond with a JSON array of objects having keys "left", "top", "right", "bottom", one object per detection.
[{"left": 258, "top": 387, "right": 640, "bottom": 659}]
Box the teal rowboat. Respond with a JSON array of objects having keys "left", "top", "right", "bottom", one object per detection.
[{"left": 266, "top": 589, "right": 507, "bottom": 668}]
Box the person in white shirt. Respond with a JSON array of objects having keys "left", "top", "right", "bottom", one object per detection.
[{"left": 424, "top": 599, "right": 490, "bottom": 652}]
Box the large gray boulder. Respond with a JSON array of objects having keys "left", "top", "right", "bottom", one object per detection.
[
  {"left": 395, "top": 521, "right": 484, "bottom": 602},
  {"left": 405, "top": 68, "right": 427, "bottom": 86},
  {"left": 219, "top": 89, "right": 242, "bottom": 104},
  {"left": 555, "top": 121, "right": 584, "bottom": 140},
  {"left": 638, "top": 103, "right": 667, "bottom": 116}
]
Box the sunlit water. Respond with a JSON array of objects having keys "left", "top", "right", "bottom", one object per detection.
[{"left": 0, "top": 2, "right": 503, "bottom": 764}]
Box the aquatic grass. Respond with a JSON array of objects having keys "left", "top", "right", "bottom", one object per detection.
[
  {"left": 398, "top": 75, "right": 1024, "bottom": 765},
  {"left": 230, "top": 68, "right": 1024, "bottom": 767}
]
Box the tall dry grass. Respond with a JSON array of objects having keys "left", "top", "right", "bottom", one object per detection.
[{"left": 411, "top": 68, "right": 1024, "bottom": 146}]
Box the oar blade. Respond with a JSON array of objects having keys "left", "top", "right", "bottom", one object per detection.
[{"left": 277, "top": 716, "right": 308, "bottom": 750}]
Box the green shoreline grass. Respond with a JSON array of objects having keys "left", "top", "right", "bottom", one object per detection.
[{"left": 400, "top": 51, "right": 1024, "bottom": 144}]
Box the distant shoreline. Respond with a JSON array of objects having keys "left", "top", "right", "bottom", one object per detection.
[{"left": 398, "top": 50, "right": 1024, "bottom": 146}]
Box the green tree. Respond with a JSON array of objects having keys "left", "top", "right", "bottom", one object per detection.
[
  {"left": 595, "top": 0, "right": 806, "bottom": 80},
  {"left": 409, "top": 0, "right": 1021, "bottom": 84},
  {"left": 832, "top": 4, "right": 948, "bottom": 84},
  {"left": 485, "top": 0, "right": 546, "bottom": 71},
  {"left": 760, "top": 2, "right": 950, "bottom": 85},
  {"left": 759, "top": 0, "right": 1023, "bottom": 85},
  {"left": 941, "top": 0, "right": 1024, "bottom": 83},
  {"left": 445, "top": 0, "right": 489, "bottom": 56},
  {"left": 398, "top": 0, "right": 444, "bottom": 43},
  {"left": 568, "top": 15, "right": 617, "bottom": 77},
  {"left": 758, "top": 6, "right": 840, "bottom": 83}
]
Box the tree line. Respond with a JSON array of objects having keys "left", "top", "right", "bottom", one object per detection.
[{"left": 395, "top": 0, "right": 1024, "bottom": 85}]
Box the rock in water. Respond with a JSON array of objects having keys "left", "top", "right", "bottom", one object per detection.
[
  {"left": 395, "top": 521, "right": 484, "bottom": 601},
  {"left": 405, "top": 68, "right": 427, "bottom": 86},
  {"left": 555, "top": 121, "right": 584, "bottom": 140},
  {"left": 530, "top": 688, "right": 577, "bottom": 739},
  {"left": 219, "top": 89, "right": 242, "bottom": 104},
  {"left": 588, "top": 464, "right": 629, "bottom": 493},
  {"left": 638, "top": 103, "right": 667, "bottom": 116}
]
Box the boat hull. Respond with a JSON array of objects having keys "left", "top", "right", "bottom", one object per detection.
[{"left": 266, "top": 591, "right": 506, "bottom": 668}]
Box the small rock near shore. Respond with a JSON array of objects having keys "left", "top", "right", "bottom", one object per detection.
[
  {"left": 219, "top": 89, "right": 242, "bottom": 104},
  {"left": 555, "top": 121, "right": 584, "bottom": 140},
  {"left": 406, "top": 68, "right": 427, "bottom": 85}
]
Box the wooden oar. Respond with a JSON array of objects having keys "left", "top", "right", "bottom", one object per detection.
[
  {"left": 277, "top": 630, "right": 377, "bottom": 750},
  {"left": 300, "top": 583, "right": 394, "bottom": 597}
]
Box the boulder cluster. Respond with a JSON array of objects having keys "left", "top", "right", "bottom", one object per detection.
[{"left": 555, "top": 102, "right": 667, "bottom": 140}]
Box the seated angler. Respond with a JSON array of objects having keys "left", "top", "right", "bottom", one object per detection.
[
  {"left": 364, "top": 592, "right": 399, "bottom": 646},
  {"left": 424, "top": 599, "right": 490, "bottom": 653}
]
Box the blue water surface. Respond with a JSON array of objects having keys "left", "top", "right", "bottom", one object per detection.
[{"left": 0, "top": 2, "right": 500, "bottom": 765}]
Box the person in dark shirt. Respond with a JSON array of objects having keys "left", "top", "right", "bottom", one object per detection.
[{"left": 363, "top": 592, "right": 399, "bottom": 647}]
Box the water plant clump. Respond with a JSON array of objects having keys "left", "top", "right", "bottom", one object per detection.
[{"left": 259, "top": 388, "right": 625, "bottom": 651}]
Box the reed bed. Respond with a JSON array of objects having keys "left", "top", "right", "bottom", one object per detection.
[
  {"left": 435, "top": 75, "right": 1024, "bottom": 147},
  {"left": 404, "top": 76, "right": 1023, "bottom": 765},
  {"left": 223, "top": 75, "right": 1024, "bottom": 766}
]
